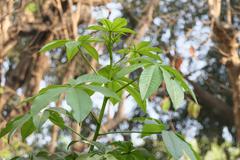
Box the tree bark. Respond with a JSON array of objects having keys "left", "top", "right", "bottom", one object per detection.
[{"left": 208, "top": 0, "right": 240, "bottom": 142}]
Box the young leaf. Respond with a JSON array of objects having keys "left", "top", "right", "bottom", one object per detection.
[
  {"left": 162, "top": 131, "right": 197, "bottom": 160},
  {"left": 87, "top": 25, "right": 107, "bottom": 31},
  {"left": 82, "top": 43, "right": 99, "bottom": 61},
  {"left": 136, "top": 41, "right": 151, "bottom": 50},
  {"left": 81, "top": 85, "right": 120, "bottom": 101},
  {"left": 161, "top": 68, "right": 184, "bottom": 109},
  {"left": 112, "top": 18, "right": 127, "bottom": 30},
  {"left": 40, "top": 40, "right": 69, "bottom": 52},
  {"left": 139, "top": 65, "right": 163, "bottom": 99},
  {"left": 100, "top": 19, "right": 112, "bottom": 30},
  {"left": 116, "top": 28, "right": 135, "bottom": 34},
  {"left": 66, "top": 88, "right": 92, "bottom": 123},
  {"left": 31, "top": 87, "right": 67, "bottom": 115}
]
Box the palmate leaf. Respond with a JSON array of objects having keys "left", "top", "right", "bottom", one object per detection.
[
  {"left": 66, "top": 88, "right": 92, "bottom": 123},
  {"left": 162, "top": 131, "right": 199, "bottom": 160},
  {"left": 40, "top": 39, "right": 69, "bottom": 52},
  {"left": 161, "top": 68, "right": 184, "bottom": 109},
  {"left": 139, "top": 65, "right": 163, "bottom": 100}
]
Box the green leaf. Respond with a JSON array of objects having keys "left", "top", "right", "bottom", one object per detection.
[
  {"left": 136, "top": 41, "right": 151, "bottom": 50},
  {"left": 81, "top": 85, "right": 120, "bottom": 101},
  {"left": 139, "top": 51, "right": 161, "bottom": 60},
  {"left": 87, "top": 25, "right": 107, "bottom": 31},
  {"left": 116, "top": 28, "right": 135, "bottom": 34},
  {"left": 40, "top": 40, "right": 69, "bottom": 52},
  {"left": 162, "top": 131, "right": 197, "bottom": 160},
  {"left": 141, "top": 123, "right": 165, "bottom": 137},
  {"left": 161, "top": 65, "right": 197, "bottom": 103},
  {"left": 82, "top": 43, "right": 99, "bottom": 61},
  {"left": 0, "top": 115, "right": 24, "bottom": 138},
  {"left": 66, "top": 88, "right": 92, "bottom": 122},
  {"left": 139, "top": 65, "right": 163, "bottom": 99},
  {"left": 161, "top": 68, "right": 184, "bottom": 109},
  {"left": 65, "top": 41, "right": 80, "bottom": 61},
  {"left": 124, "top": 84, "right": 146, "bottom": 112},
  {"left": 31, "top": 87, "right": 67, "bottom": 115},
  {"left": 141, "top": 47, "right": 162, "bottom": 53},
  {"left": 115, "top": 63, "right": 144, "bottom": 78},
  {"left": 128, "top": 57, "right": 155, "bottom": 64},
  {"left": 47, "top": 110, "right": 65, "bottom": 129},
  {"left": 100, "top": 19, "right": 112, "bottom": 30},
  {"left": 161, "top": 97, "right": 171, "bottom": 112},
  {"left": 33, "top": 111, "right": 49, "bottom": 131},
  {"left": 46, "top": 107, "right": 71, "bottom": 118},
  {"left": 77, "top": 35, "right": 99, "bottom": 43},
  {"left": 112, "top": 18, "right": 127, "bottom": 30},
  {"left": 117, "top": 48, "right": 130, "bottom": 54},
  {"left": 21, "top": 118, "right": 35, "bottom": 141},
  {"left": 73, "top": 74, "right": 110, "bottom": 85},
  {"left": 132, "top": 117, "right": 162, "bottom": 125},
  {"left": 7, "top": 114, "right": 31, "bottom": 142},
  {"left": 107, "top": 81, "right": 123, "bottom": 105}
]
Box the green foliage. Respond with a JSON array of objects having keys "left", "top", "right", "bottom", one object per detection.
[
  {"left": 139, "top": 65, "right": 163, "bottom": 99},
  {"left": 66, "top": 88, "right": 93, "bottom": 123},
  {"left": 162, "top": 131, "right": 199, "bottom": 160},
  {"left": 161, "top": 68, "right": 184, "bottom": 109},
  {"left": 0, "top": 18, "right": 199, "bottom": 159}
]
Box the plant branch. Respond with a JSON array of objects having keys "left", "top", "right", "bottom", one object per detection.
[
  {"left": 89, "top": 97, "right": 108, "bottom": 151},
  {"left": 78, "top": 49, "right": 98, "bottom": 74}
]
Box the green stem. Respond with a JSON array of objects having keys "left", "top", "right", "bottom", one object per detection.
[
  {"left": 99, "top": 131, "right": 162, "bottom": 136},
  {"left": 65, "top": 125, "right": 86, "bottom": 141},
  {"left": 78, "top": 49, "right": 98, "bottom": 74},
  {"left": 90, "top": 112, "right": 99, "bottom": 125},
  {"left": 89, "top": 78, "right": 138, "bottom": 151},
  {"left": 108, "top": 32, "right": 113, "bottom": 67},
  {"left": 89, "top": 97, "right": 108, "bottom": 151}
]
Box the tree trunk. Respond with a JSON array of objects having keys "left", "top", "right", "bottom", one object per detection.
[{"left": 208, "top": 0, "right": 240, "bottom": 140}]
